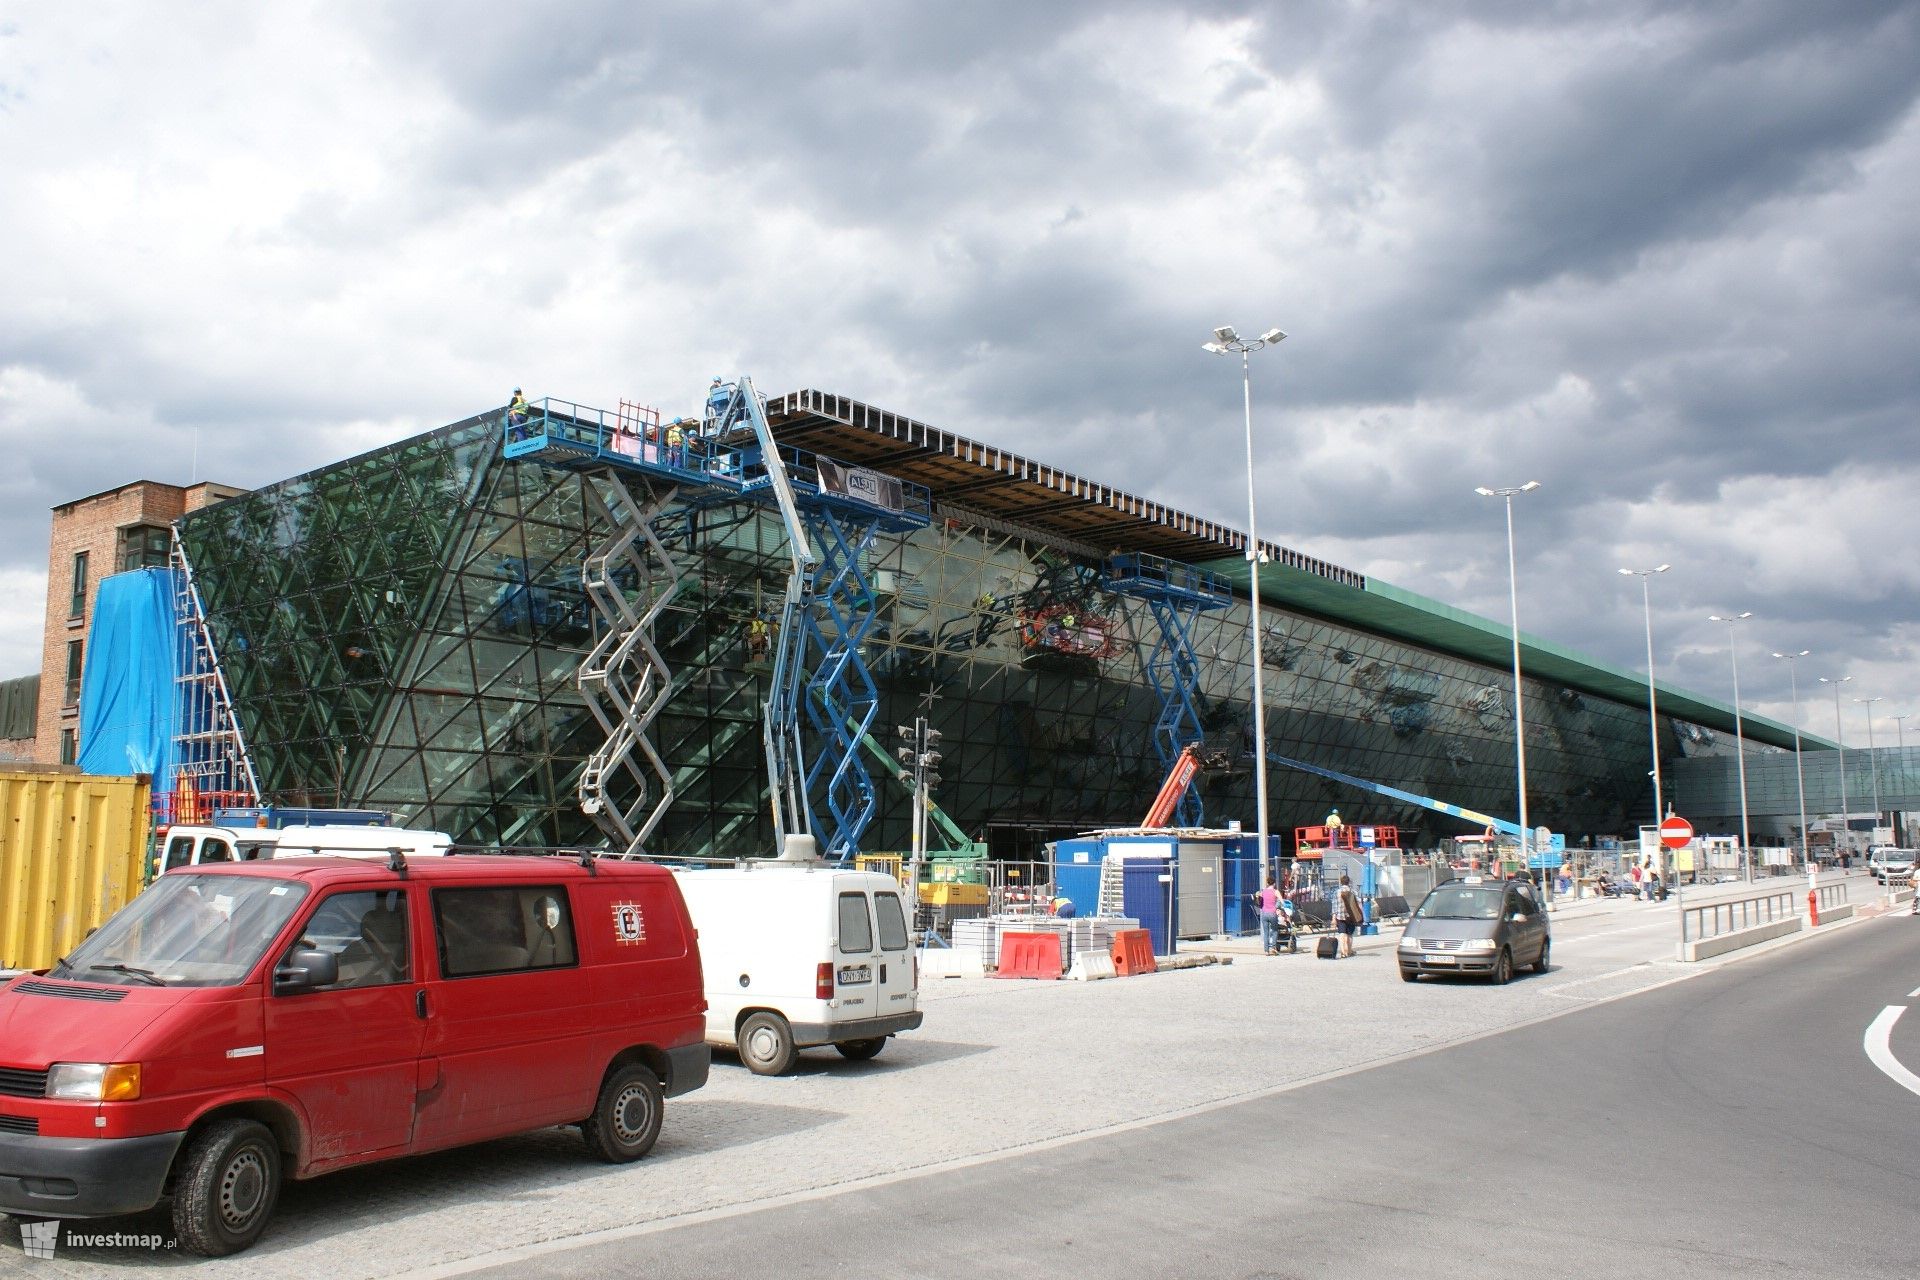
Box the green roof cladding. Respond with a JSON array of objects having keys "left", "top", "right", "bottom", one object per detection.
[{"left": 1197, "top": 556, "right": 1827, "bottom": 754}]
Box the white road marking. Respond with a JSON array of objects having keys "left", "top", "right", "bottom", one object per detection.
[
  {"left": 1864, "top": 1006, "right": 1920, "bottom": 1099},
  {"left": 1908, "top": 986, "right": 1920, "bottom": 998}
]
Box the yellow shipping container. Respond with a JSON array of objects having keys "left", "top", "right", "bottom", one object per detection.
[{"left": 0, "top": 769, "right": 152, "bottom": 971}]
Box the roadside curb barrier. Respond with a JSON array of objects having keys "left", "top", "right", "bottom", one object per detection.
[
  {"left": 1067, "top": 949, "right": 1117, "bottom": 981},
  {"left": 992, "top": 932, "right": 1063, "bottom": 980},
  {"left": 1110, "top": 929, "right": 1157, "bottom": 976}
]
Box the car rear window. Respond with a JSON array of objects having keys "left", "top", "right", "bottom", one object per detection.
[{"left": 838, "top": 892, "right": 874, "bottom": 953}]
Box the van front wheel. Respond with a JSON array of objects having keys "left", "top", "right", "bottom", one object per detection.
[
  {"left": 835, "top": 1038, "right": 886, "bottom": 1062},
  {"left": 739, "top": 1012, "right": 796, "bottom": 1075},
  {"left": 583, "top": 1064, "right": 663, "bottom": 1162},
  {"left": 171, "top": 1117, "right": 281, "bottom": 1257}
]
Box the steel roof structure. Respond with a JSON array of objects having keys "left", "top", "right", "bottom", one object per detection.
[{"left": 764, "top": 388, "right": 1826, "bottom": 755}]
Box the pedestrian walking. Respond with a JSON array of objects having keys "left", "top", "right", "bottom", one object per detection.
[
  {"left": 1629, "top": 861, "right": 1643, "bottom": 899},
  {"left": 1256, "top": 875, "right": 1283, "bottom": 955},
  {"left": 1334, "top": 874, "right": 1362, "bottom": 958}
]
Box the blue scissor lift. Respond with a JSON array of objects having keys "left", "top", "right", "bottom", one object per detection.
[
  {"left": 712, "top": 381, "right": 933, "bottom": 861},
  {"left": 1102, "top": 552, "right": 1231, "bottom": 827},
  {"left": 503, "top": 381, "right": 929, "bottom": 862}
]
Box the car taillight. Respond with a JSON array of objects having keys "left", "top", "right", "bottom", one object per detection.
[{"left": 816, "top": 962, "right": 834, "bottom": 1000}]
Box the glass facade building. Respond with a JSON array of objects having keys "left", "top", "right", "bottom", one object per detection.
[{"left": 176, "top": 392, "right": 1796, "bottom": 858}]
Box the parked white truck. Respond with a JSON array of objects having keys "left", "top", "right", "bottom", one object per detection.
[{"left": 674, "top": 838, "right": 923, "bottom": 1075}]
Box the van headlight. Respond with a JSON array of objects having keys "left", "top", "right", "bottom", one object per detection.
[
  {"left": 1397, "top": 936, "right": 1424, "bottom": 950},
  {"left": 1460, "top": 938, "right": 1498, "bottom": 952},
  {"left": 47, "top": 1062, "right": 142, "bottom": 1101}
]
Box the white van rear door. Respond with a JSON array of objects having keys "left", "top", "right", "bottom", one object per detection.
[
  {"left": 834, "top": 889, "right": 879, "bottom": 1020},
  {"left": 872, "top": 886, "right": 916, "bottom": 1014}
]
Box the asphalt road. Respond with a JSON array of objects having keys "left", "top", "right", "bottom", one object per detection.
[{"left": 462, "top": 910, "right": 1920, "bottom": 1280}]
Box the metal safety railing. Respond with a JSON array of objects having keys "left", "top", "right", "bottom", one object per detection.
[
  {"left": 1680, "top": 888, "right": 1797, "bottom": 946},
  {"left": 1816, "top": 882, "right": 1850, "bottom": 916}
]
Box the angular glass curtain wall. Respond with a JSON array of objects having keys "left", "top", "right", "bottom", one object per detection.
[{"left": 176, "top": 410, "right": 1744, "bottom": 853}]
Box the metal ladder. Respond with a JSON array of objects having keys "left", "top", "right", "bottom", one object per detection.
[
  {"left": 1096, "top": 856, "right": 1126, "bottom": 918},
  {"left": 168, "top": 536, "right": 262, "bottom": 815}
]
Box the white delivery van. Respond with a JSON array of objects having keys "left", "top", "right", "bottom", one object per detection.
[
  {"left": 156, "top": 823, "right": 453, "bottom": 873},
  {"left": 674, "top": 841, "right": 923, "bottom": 1075}
]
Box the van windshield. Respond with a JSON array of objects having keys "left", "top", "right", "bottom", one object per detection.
[{"left": 53, "top": 874, "right": 310, "bottom": 987}]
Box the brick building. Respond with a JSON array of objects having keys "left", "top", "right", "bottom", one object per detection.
[{"left": 35, "top": 480, "right": 244, "bottom": 766}]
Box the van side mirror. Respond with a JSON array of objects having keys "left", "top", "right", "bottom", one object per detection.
[{"left": 274, "top": 948, "right": 339, "bottom": 993}]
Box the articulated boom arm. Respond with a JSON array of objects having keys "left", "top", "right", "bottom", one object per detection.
[{"left": 1263, "top": 748, "right": 1525, "bottom": 841}]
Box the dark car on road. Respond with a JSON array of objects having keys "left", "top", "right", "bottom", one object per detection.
[{"left": 1397, "top": 876, "right": 1550, "bottom": 984}]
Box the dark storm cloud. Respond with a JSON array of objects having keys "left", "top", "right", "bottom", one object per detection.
[{"left": 2, "top": 0, "right": 1916, "bottom": 736}]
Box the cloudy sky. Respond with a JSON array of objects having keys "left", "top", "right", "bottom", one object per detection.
[{"left": 3, "top": 1, "right": 1917, "bottom": 740}]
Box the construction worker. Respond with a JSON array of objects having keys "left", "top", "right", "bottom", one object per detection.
[
  {"left": 1326, "top": 808, "right": 1343, "bottom": 834},
  {"left": 507, "top": 387, "right": 530, "bottom": 437},
  {"left": 665, "top": 419, "right": 687, "bottom": 467},
  {"left": 747, "top": 615, "right": 770, "bottom": 663}
]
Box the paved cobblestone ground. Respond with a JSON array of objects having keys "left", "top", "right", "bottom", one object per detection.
[{"left": 2, "top": 876, "right": 1882, "bottom": 1278}]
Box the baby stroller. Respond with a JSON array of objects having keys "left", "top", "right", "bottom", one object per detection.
[{"left": 1273, "top": 897, "right": 1302, "bottom": 953}]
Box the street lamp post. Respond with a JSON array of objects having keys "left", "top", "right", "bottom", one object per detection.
[
  {"left": 1708, "top": 613, "right": 1754, "bottom": 881},
  {"left": 1204, "top": 325, "right": 1286, "bottom": 884},
  {"left": 1855, "top": 697, "right": 1883, "bottom": 840},
  {"left": 1771, "top": 650, "right": 1812, "bottom": 875},
  {"left": 1820, "top": 676, "right": 1852, "bottom": 862},
  {"left": 1620, "top": 565, "right": 1671, "bottom": 872},
  {"left": 1477, "top": 482, "right": 1541, "bottom": 893}
]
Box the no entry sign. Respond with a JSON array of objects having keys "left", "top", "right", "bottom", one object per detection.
[{"left": 1660, "top": 815, "right": 1694, "bottom": 849}]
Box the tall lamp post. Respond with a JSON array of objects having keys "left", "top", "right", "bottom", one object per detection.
[
  {"left": 1819, "top": 676, "right": 1852, "bottom": 861},
  {"left": 1855, "top": 697, "right": 1882, "bottom": 839},
  {"left": 1771, "top": 650, "right": 1812, "bottom": 874},
  {"left": 1203, "top": 325, "right": 1286, "bottom": 883},
  {"left": 1708, "top": 612, "right": 1754, "bottom": 881},
  {"left": 1619, "top": 564, "right": 1671, "bottom": 863},
  {"left": 1476, "top": 482, "right": 1541, "bottom": 890}
]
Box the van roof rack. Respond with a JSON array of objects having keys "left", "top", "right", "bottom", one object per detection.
[{"left": 446, "top": 844, "right": 603, "bottom": 874}]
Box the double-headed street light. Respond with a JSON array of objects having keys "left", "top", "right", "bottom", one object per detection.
[
  {"left": 1477, "top": 482, "right": 1541, "bottom": 881},
  {"left": 1708, "top": 612, "right": 1754, "bottom": 881},
  {"left": 1819, "top": 675, "right": 1853, "bottom": 857},
  {"left": 1204, "top": 325, "right": 1286, "bottom": 882},
  {"left": 1619, "top": 564, "right": 1671, "bottom": 840},
  {"left": 1855, "top": 697, "right": 1883, "bottom": 838},
  {"left": 1771, "top": 650, "right": 1811, "bottom": 872}
]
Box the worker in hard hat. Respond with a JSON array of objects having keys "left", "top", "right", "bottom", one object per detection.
[
  {"left": 665, "top": 418, "right": 687, "bottom": 467},
  {"left": 747, "top": 614, "right": 770, "bottom": 664},
  {"left": 507, "top": 387, "right": 530, "bottom": 437}
]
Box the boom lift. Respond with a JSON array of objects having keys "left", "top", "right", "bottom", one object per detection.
[
  {"left": 1140, "top": 741, "right": 1231, "bottom": 829},
  {"left": 1262, "top": 747, "right": 1528, "bottom": 844}
]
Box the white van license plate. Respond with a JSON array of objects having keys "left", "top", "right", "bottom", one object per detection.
[{"left": 838, "top": 964, "right": 872, "bottom": 985}]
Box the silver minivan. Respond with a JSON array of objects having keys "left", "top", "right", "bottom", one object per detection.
[{"left": 1397, "top": 876, "right": 1550, "bottom": 984}]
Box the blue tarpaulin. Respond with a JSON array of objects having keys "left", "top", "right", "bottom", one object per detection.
[{"left": 77, "top": 568, "right": 179, "bottom": 791}]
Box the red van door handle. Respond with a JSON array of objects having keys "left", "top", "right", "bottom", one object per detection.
[{"left": 415, "top": 989, "right": 429, "bottom": 1019}]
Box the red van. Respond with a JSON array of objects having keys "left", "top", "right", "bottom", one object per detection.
[{"left": 0, "top": 854, "right": 707, "bottom": 1256}]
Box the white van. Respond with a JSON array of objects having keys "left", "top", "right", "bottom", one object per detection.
[
  {"left": 674, "top": 847, "right": 922, "bottom": 1075},
  {"left": 1867, "top": 846, "right": 1916, "bottom": 883},
  {"left": 156, "top": 823, "right": 453, "bottom": 873}
]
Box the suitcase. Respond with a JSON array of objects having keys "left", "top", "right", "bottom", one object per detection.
[{"left": 1317, "top": 935, "right": 1340, "bottom": 959}]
